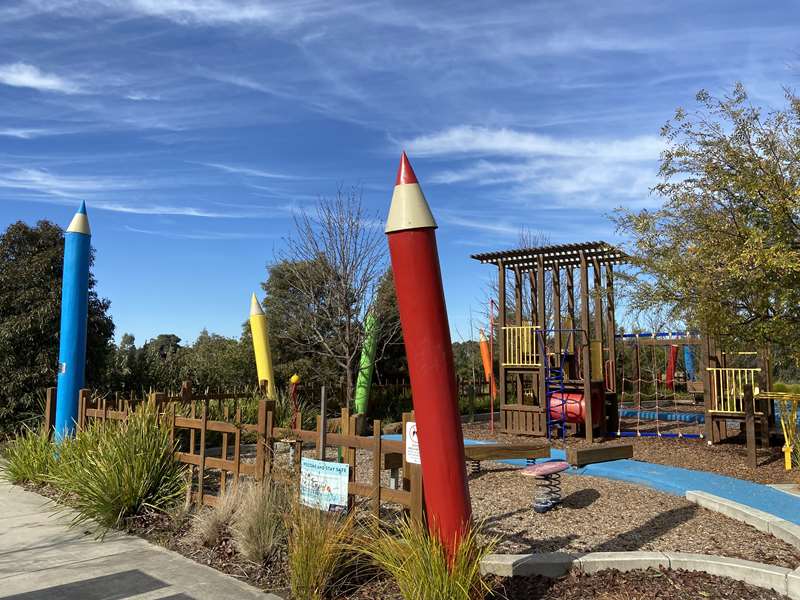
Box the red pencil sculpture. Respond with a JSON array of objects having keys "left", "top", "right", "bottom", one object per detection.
[{"left": 385, "top": 151, "right": 472, "bottom": 556}]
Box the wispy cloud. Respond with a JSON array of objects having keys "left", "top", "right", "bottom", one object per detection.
[
  {"left": 404, "top": 126, "right": 663, "bottom": 161},
  {"left": 0, "top": 62, "right": 83, "bottom": 94},
  {"left": 201, "top": 162, "right": 308, "bottom": 180},
  {"left": 0, "top": 127, "right": 73, "bottom": 138},
  {"left": 125, "top": 225, "right": 271, "bottom": 239}
]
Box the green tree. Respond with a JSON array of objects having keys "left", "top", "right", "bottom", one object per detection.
[
  {"left": 615, "top": 85, "right": 800, "bottom": 355},
  {"left": 0, "top": 220, "right": 114, "bottom": 431}
]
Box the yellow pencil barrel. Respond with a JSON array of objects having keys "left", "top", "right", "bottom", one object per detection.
[{"left": 249, "top": 293, "right": 276, "bottom": 399}]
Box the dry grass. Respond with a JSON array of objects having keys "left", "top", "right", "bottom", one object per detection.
[
  {"left": 231, "top": 480, "right": 288, "bottom": 563},
  {"left": 187, "top": 485, "right": 241, "bottom": 547}
]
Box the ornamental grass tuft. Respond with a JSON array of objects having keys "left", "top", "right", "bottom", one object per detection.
[
  {"left": 1, "top": 425, "right": 55, "bottom": 485},
  {"left": 356, "top": 517, "right": 496, "bottom": 600},
  {"left": 231, "top": 479, "right": 288, "bottom": 563},
  {"left": 50, "top": 403, "right": 186, "bottom": 531},
  {"left": 286, "top": 501, "right": 355, "bottom": 600}
]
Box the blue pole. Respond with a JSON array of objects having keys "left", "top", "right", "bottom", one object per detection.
[{"left": 54, "top": 201, "right": 91, "bottom": 441}]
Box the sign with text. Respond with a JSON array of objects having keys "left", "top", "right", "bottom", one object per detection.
[
  {"left": 300, "top": 457, "right": 349, "bottom": 512},
  {"left": 405, "top": 421, "right": 420, "bottom": 464}
]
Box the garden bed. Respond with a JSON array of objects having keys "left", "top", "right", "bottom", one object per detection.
[{"left": 495, "top": 567, "right": 791, "bottom": 600}]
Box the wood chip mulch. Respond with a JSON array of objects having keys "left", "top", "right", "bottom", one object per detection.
[
  {"left": 494, "top": 567, "right": 790, "bottom": 600},
  {"left": 461, "top": 422, "right": 799, "bottom": 486}
]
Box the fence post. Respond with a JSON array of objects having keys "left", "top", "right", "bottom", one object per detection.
[
  {"left": 198, "top": 399, "right": 207, "bottom": 506},
  {"left": 371, "top": 419, "right": 381, "bottom": 517},
  {"left": 264, "top": 405, "right": 273, "bottom": 478},
  {"left": 44, "top": 387, "right": 56, "bottom": 438},
  {"left": 78, "top": 388, "right": 88, "bottom": 431},
  {"left": 256, "top": 397, "right": 267, "bottom": 481},
  {"left": 744, "top": 384, "right": 757, "bottom": 469},
  {"left": 318, "top": 386, "right": 327, "bottom": 460}
]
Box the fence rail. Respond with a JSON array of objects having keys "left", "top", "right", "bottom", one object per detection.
[
  {"left": 707, "top": 368, "right": 762, "bottom": 414},
  {"left": 53, "top": 388, "right": 424, "bottom": 520}
]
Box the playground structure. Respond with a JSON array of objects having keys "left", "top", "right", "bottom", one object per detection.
[
  {"left": 471, "top": 241, "right": 625, "bottom": 442},
  {"left": 471, "top": 240, "right": 795, "bottom": 465}
]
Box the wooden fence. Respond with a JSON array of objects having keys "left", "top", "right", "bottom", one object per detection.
[{"left": 50, "top": 388, "right": 424, "bottom": 520}]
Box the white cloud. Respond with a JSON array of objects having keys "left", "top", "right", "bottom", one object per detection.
[
  {"left": 0, "top": 62, "right": 82, "bottom": 94},
  {"left": 405, "top": 126, "right": 664, "bottom": 161}
]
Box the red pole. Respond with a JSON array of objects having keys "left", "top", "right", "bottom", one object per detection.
[{"left": 386, "top": 152, "right": 472, "bottom": 556}]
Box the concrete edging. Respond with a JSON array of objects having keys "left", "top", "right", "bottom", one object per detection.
[
  {"left": 685, "top": 490, "right": 800, "bottom": 551},
  {"left": 480, "top": 551, "right": 800, "bottom": 599}
]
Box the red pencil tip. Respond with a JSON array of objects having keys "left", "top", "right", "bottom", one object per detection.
[{"left": 395, "top": 151, "right": 419, "bottom": 185}]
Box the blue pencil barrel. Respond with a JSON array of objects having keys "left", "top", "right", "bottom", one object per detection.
[{"left": 54, "top": 203, "right": 91, "bottom": 440}]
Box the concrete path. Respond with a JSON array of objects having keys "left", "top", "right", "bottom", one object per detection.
[{"left": 0, "top": 481, "right": 278, "bottom": 599}]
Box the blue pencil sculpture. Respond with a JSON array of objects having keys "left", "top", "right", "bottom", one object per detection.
[{"left": 54, "top": 201, "right": 91, "bottom": 440}]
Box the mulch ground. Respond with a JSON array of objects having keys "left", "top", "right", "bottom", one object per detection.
[
  {"left": 461, "top": 421, "right": 798, "bottom": 485},
  {"left": 468, "top": 462, "right": 800, "bottom": 569},
  {"left": 494, "top": 567, "right": 791, "bottom": 600}
]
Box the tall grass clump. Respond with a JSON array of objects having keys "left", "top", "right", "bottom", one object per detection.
[
  {"left": 187, "top": 485, "right": 241, "bottom": 547},
  {"left": 1, "top": 426, "right": 55, "bottom": 484},
  {"left": 51, "top": 404, "right": 186, "bottom": 530},
  {"left": 358, "top": 518, "right": 496, "bottom": 600},
  {"left": 287, "top": 502, "right": 354, "bottom": 600},
  {"left": 232, "top": 479, "right": 288, "bottom": 562}
]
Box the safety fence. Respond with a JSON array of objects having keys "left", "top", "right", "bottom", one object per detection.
[
  {"left": 503, "top": 325, "right": 542, "bottom": 367},
  {"left": 48, "top": 388, "right": 424, "bottom": 520},
  {"left": 706, "top": 368, "right": 762, "bottom": 413}
]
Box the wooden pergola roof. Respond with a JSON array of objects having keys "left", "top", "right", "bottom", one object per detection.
[{"left": 471, "top": 240, "right": 626, "bottom": 271}]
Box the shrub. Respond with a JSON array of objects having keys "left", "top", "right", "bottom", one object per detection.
[
  {"left": 50, "top": 404, "right": 186, "bottom": 531},
  {"left": 1, "top": 426, "right": 55, "bottom": 484},
  {"left": 231, "top": 480, "right": 288, "bottom": 563},
  {"left": 187, "top": 485, "right": 241, "bottom": 548},
  {"left": 273, "top": 389, "right": 315, "bottom": 430},
  {"left": 357, "top": 518, "right": 496, "bottom": 600},
  {"left": 286, "top": 503, "right": 354, "bottom": 600}
]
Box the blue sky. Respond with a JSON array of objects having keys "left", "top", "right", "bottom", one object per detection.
[{"left": 1, "top": 1, "right": 798, "bottom": 345}]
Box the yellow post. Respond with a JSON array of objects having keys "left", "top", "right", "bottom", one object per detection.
[
  {"left": 784, "top": 445, "right": 793, "bottom": 471},
  {"left": 249, "top": 293, "right": 276, "bottom": 399}
]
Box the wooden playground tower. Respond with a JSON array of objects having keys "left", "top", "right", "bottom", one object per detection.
[{"left": 472, "top": 241, "right": 625, "bottom": 442}]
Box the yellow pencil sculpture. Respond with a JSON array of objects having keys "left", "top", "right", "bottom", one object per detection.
[{"left": 249, "top": 293, "right": 276, "bottom": 399}]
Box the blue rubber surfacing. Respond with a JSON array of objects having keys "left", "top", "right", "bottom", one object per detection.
[{"left": 384, "top": 434, "right": 800, "bottom": 526}]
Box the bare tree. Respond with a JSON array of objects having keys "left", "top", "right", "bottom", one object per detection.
[{"left": 277, "top": 187, "right": 397, "bottom": 407}]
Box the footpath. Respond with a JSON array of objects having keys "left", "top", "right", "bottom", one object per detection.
[{"left": 0, "top": 480, "right": 278, "bottom": 599}]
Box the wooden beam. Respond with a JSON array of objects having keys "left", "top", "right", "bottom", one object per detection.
[
  {"left": 701, "top": 332, "right": 714, "bottom": 441},
  {"left": 605, "top": 263, "right": 616, "bottom": 393},
  {"left": 566, "top": 443, "right": 633, "bottom": 467},
  {"left": 537, "top": 255, "right": 546, "bottom": 407},
  {"left": 498, "top": 260, "right": 506, "bottom": 406},
  {"left": 463, "top": 443, "right": 550, "bottom": 462},
  {"left": 579, "top": 250, "right": 593, "bottom": 443},
  {"left": 552, "top": 262, "right": 562, "bottom": 356},
  {"left": 515, "top": 267, "right": 524, "bottom": 404},
  {"left": 743, "top": 384, "right": 757, "bottom": 469}
]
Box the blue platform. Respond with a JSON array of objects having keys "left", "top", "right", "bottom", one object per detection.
[{"left": 384, "top": 434, "right": 800, "bottom": 525}]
